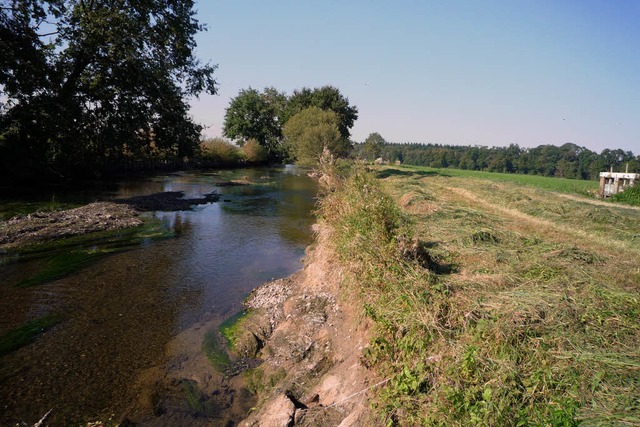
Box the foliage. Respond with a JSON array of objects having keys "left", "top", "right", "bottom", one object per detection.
[
  {"left": 199, "top": 137, "right": 240, "bottom": 164},
  {"left": 352, "top": 142, "right": 638, "bottom": 181},
  {"left": 240, "top": 138, "right": 268, "bottom": 163},
  {"left": 285, "top": 85, "right": 358, "bottom": 139},
  {"left": 611, "top": 185, "right": 640, "bottom": 207},
  {"left": 222, "top": 85, "right": 358, "bottom": 161},
  {"left": 282, "top": 107, "right": 350, "bottom": 166},
  {"left": 317, "top": 163, "right": 640, "bottom": 425},
  {"left": 0, "top": 0, "right": 217, "bottom": 181},
  {"left": 363, "top": 132, "right": 386, "bottom": 161},
  {"left": 222, "top": 87, "right": 286, "bottom": 159}
]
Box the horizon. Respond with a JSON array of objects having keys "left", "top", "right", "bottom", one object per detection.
[{"left": 190, "top": 1, "right": 639, "bottom": 155}]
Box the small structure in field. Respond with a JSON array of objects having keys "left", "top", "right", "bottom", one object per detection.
[{"left": 599, "top": 165, "right": 639, "bottom": 198}]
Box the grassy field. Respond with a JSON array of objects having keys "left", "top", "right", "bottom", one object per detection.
[
  {"left": 385, "top": 165, "right": 600, "bottom": 196},
  {"left": 318, "top": 163, "right": 640, "bottom": 426}
]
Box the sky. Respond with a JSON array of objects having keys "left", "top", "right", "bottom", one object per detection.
[{"left": 190, "top": 0, "right": 639, "bottom": 154}]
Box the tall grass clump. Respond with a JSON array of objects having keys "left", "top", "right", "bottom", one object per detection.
[
  {"left": 611, "top": 185, "right": 640, "bottom": 206},
  {"left": 315, "top": 163, "right": 639, "bottom": 426},
  {"left": 199, "top": 137, "right": 241, "bottom": 165}
]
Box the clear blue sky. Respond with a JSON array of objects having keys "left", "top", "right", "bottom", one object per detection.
[{"left": 190, "top": 0, "right": 639, "bottom": 154}]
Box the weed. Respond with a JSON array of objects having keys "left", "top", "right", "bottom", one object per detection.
[
  {"left": 7, "top": 219, "right": 173, "bottom": 287},
  {"left": 219, "top": 310, "right": 247, "bottom": 348},
  {"left": 202, "top": 328, "right": 230, "bottom": 372},
  {"left": 182, "top": 380, "right": 217, "bottom": 417},
  {"left": 0, "top": 314, "right": 62, "bottom": 356},
  {"left": 611, "top": 184, "right": 640, "bottom": 206}
]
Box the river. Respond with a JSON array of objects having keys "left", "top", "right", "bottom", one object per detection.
[{"left": 0, "top": 167, "right": 318, "bottom": 426}]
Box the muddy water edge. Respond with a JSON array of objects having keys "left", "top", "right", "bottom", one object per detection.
[{"left": 0, "top": 167, "right": 317, "bottom": 426}]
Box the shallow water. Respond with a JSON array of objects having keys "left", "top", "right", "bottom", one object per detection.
[{"left": 0, "top": 167, "right": 317, "bottom": 426}]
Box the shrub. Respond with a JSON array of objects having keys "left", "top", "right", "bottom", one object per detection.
[
  {"left": 199, "top": 137, "right": 240, "bottom": 164},
  {"left": 240, "top": 138, "right": 268, "bottom": 163}
]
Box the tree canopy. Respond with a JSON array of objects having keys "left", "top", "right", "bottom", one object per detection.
[
  {"left": 0, "top": 0, "right": 216, "bottom": 180},
  {"left": 363, "top": 132, "right": 385, "bottom": 160},
  {"left": 282, "top": 107, "right": 350, "bottom": 166},
  {"left": 222, "top": 87, "right": 286, "bottom": 158},
  {"left": 285, "top": 86, "right": 358, "bottom": 139},
  {"left": 222, "top": 85, "right": 358, "bottom": 161}
]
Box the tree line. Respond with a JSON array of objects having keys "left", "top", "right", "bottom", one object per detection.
[{"left": 356, "top": 134, "right": 638, "bottom": 180}]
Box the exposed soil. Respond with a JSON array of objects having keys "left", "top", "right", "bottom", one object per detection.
[
  {"left": 233, "top": 224, "right": 376, "bottom": 427},
  {"left": 0, "top": 191, "right": 219, "bottom": 249}
]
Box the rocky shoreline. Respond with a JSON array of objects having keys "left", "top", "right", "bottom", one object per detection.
[{"left": 231, "top": 225, "right": 375, "bottom": 427}]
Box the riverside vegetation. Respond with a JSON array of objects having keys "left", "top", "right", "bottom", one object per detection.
[{"left": 313, "top": 163, "right": 639, "bottom": 425}]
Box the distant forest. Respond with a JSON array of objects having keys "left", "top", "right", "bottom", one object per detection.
[{"left": 355, "top": 142, "right": 639, "bottom": 181}]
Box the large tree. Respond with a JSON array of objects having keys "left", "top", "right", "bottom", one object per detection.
[
  {"left": 362, "top": 132, "right": 385, "bottom": 161},
  {"left": 282, "top": 107, "right": 350, "bottom": 166},
  {"left": 222, "top": 87, "right": 286, "bottom": 158},
  {"left": 285, "top": 85, "right": 358, "bottom": 139},
  {"left": 0, "top": 0, "right": 216, "bottom": 179}
]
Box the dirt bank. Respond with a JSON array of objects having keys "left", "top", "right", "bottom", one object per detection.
[
  {"left": 0, "top": 191, "right": 219, "bottom": 249},
  {"left": 230, "top": 224, "right": 376, "bottom": 427}
]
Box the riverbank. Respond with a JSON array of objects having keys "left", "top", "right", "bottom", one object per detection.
[
  {"left": 239, "top": 163, "right": 640, "bottom": 426},
  {"left": 226, "top": 222, "right": 375, "bottom": 426}
]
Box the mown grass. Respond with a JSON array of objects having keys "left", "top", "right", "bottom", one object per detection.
[{"left": 318, "top": 162, "right": 640, "bottom": 426}]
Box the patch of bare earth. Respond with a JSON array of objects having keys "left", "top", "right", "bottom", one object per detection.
[{"left": 238, "top": 224, "right": 375, "bottom": 427}]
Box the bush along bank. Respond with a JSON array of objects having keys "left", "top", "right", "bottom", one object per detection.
[{"left": 317, "top": 163, "right": 640, "bottom": 426}]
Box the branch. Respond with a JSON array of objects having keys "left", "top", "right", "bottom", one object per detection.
[{"left": 37, "top": 31, "right": 59, "bottom": 37}]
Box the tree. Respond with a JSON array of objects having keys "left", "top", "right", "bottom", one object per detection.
[
  {"left": 0, "top": 0, "right": 216, "bottom": 180},
  {"left": 282, "top": 107, "right": 350, "bottom": 166},
  {"left": 363, "top": 132, "right": 385, "bottom": 161},
  {"left": 222, "top": 87, "right": 286, "bottom": 159},
  {"left": 285, "top": 86, "right": 358, "bottom": 139}
]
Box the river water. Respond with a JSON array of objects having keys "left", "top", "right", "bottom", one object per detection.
[{"left": 0, "top": 167, "right": 318, "bottom": 426}]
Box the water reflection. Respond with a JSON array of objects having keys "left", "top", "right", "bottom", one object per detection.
[{"left": 0, "top": 166, "right": 317, "bottom": 426}]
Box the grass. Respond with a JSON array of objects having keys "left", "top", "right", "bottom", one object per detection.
[
  {"left": 381, "top": 164, "right": 599, "bottom": 196},
  {"left": 317, "top": 162, "right": 640, "bottom": 426},
  {"left": 0, "top": 314, "right": 62, "bottom": 357},
  {"left": 611, "top": 185, "right": 640, "bottom": 207}
]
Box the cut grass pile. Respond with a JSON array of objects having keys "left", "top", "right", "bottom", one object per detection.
[{"left": 318, "top": 163, "right": 640, "bottom": 426}]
